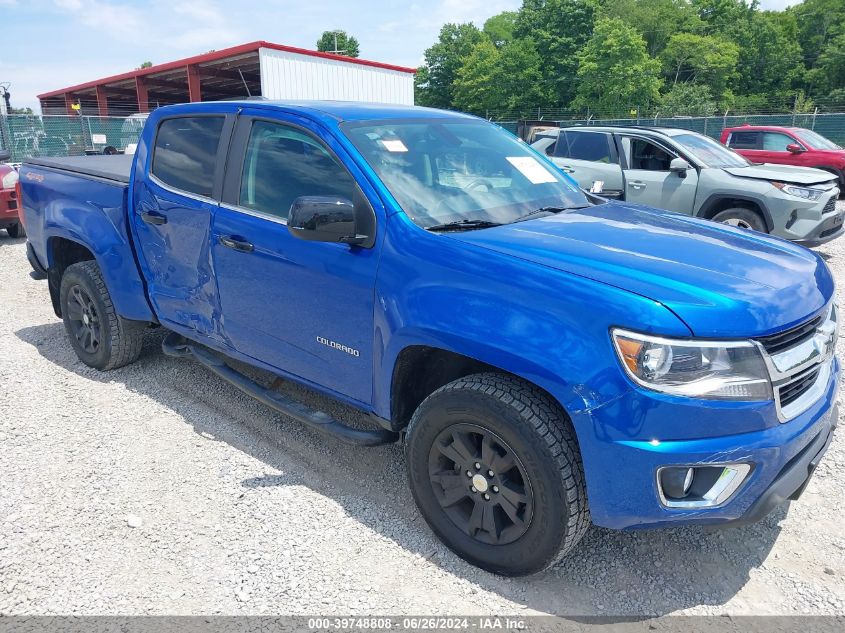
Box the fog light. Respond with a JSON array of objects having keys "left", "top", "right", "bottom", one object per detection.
[
  {"left": 659, "top": 467, "right": 694, "bottom": 499},
  {"left": 657, "top": 463, "right": 752, "bottom": 509}
]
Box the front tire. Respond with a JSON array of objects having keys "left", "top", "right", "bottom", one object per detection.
[
  {"left": 59, "top": 260, "right": 146, "bottom": 370},
  {"left": 711, "top": 207, "right": 767, "bottom": 233},
  {"left": 405, "top": 373, "right": 589, "bottom": 576}
]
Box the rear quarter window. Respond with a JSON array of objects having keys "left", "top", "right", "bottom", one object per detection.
[{"left": 152, "top": 116, "right": 225, "bottom": 197}]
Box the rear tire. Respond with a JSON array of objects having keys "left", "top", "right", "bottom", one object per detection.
[
  {"left": 7, "top": 222, "right": 25, "bottom": 238},
  {"left": 405, "top": 373, "right": 589, "bottom": 576},
  {"left": 711, "top": 207, "right": 767, "bottom": 233},
  {"left": 59, "top": 260, "right": 146, "bottom": 370}
]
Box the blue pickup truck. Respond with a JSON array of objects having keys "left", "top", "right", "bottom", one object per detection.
[{"left": 19, "top": 101, "right": 840, "bottom": 576}]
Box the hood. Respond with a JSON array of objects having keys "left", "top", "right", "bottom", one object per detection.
[
  {"left": 451, "top": 202, "right": 834, "bottom": 338},
  {"left": 723, "top": 163, "right": 837, "bottom": 185}
]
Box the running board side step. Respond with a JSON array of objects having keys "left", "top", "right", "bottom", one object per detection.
[{"left": 162, "top": 332, "right": 399, "bottom": 447}]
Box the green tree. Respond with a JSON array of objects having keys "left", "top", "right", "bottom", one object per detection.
[
  {"left": 660, "top": 32, "right": 739, "bottom": 100},
  {"left": 138, "top": 61, "right": 152, "bottom": 69},
  {"left": 483, "top": 11, "right": 518, "bottom": 48},
  {"left": 573, "top": 17, "right": 662, "bottom": 115},
  {"left": 692, "top": 0, "right": 756, "bottom": 37},
  {"left": 453, "top": 39, "right": 551, "bottom": 114},
  {"left": 807, "top": 32, "right": 845, "bottom": 96},
  {"left": 415, "top": 23, "right": 485, "bottom": 108},
  {"left": 514, "top": 0, "right": 596, "bottom": 107},
  {"left": 790, "top": 0, "right": 845, "bottom": 71},
  {"left": 736, "top": 12, "right": 803, "bottom": 97},
  {"left": 316, "top": 30, "right": 360, "bottom": 57},
  {"left": 603, "top": 0, "right": 704, "bottom": 56},
  {"left": 660, "top": 83, "right": 717, "bottom": 116}
]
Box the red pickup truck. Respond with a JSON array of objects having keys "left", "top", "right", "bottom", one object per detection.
[
  {"left": 721, "top": 125, "right": 845, "bottom": 193},
  {"left": 0, "top": 150, "right": 24, "bottom": 238}
]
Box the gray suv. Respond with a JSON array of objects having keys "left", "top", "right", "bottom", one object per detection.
[{"left": 531, "top": 126, "right": 843, "bottom": 246}]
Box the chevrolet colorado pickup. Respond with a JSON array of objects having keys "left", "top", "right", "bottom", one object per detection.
[{"left": 19, "top": 101, "right": 840, "bottom": 576}]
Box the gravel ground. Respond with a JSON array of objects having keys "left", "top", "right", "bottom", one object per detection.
[{"left": 1, "top": 208, "right": 845, "bottom": 617}]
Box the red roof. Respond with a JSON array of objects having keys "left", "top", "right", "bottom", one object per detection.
[{"left": 38, "top": 40, "right": 416, "bottom": 99}]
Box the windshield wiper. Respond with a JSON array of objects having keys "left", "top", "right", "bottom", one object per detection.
[
  {"left": 509, "top": 205, "right": 590, "bottom": 224},
  {"left": 425, "top": 219, "right": 503, "bottom": 232}
]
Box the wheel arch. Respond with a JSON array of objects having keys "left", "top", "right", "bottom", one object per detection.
[
  {"left": 387, "top": 342, "right": 583, "bottom": 435},
  {"left": 46, "top": 235, "right": 97, "bottom": 318},
  {"left": 696, "top": 194, "right": 774, "bottom": 232}
]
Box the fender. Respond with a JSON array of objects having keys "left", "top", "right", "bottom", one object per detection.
[
  {"left": 371, "top": 213, "right": 691, "bottom": 435},
  {"left": 42, "top": 183, "right": 154, "bottom": 322},
  {"left": 695, "top": 193, "right": 775, "bottom": 232}
]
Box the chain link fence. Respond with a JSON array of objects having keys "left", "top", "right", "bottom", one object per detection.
[
  {"left": 0, "top": 114, "right": 147, "bottom": 163},
  {"left": 491, "top": 112, "right": 845, "bottom": 145},
  {"left": 3, "top": 111, "right": 845, "bottom": 163}
]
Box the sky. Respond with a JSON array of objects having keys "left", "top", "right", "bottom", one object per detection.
[{"left": 1, "top": 0, "right": 800, "bottom": 112}]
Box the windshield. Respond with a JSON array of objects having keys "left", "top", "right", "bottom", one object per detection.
[
  {"left": 795, "top": 128, "right": 842, "bottom": 150},
  {"left": 341, "top": 119, "right": 588, "bottom": 228},
  {"left": 673, "top": 132, "right": 750, "bottom": 168}
]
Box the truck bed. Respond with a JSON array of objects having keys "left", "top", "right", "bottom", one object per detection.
[{"left": 24, "top": 155, "right": 133, "bottom": 184}]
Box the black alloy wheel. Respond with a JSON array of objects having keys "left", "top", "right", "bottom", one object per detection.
[
  {"left": 428, "top": 423, "right": 534, "bottom": 545},
  {"left": 65, "top": 284, "right": 102, "bottom": 354}
]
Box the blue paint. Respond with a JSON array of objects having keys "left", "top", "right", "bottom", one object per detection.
[{"left": 20, "top": 100, "right": 840, "bottom": 531}]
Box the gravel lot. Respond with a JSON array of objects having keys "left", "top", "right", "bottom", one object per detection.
[{"left": 1, "top": 208, "right": 845, "bottom": 617}]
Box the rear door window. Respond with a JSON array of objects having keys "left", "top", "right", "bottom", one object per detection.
[
  {"left": 556, "top": 131, "right": 612, "bottom": 162},
  {"left": 152, "top": 117, "right": 225, "bottom": 197},
  {"left": 726, "top": 131, "right": 759, "bottom": 150}
]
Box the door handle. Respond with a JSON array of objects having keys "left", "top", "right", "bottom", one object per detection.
[
  {"left": 218, "top": 235, "right": 254, "bottom": 253},
  {"left": 560, "top": 165, "right": 575, "bottom": 173},
  {"left": 140, "top": 211, "right": 167, "bottom": 225},
  {"left": 629, "top": 181, "right": 646, "bottom": 190}
]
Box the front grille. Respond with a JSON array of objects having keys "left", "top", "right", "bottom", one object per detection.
[
  {"left": 779, "top": 366, "right": 821, "bottom": 408},
  {"left": 757, "top": 314, "right": 824, "bottom": 354},
  {"left": 823, "top": 197, "right": 837, "bottom": 215}
]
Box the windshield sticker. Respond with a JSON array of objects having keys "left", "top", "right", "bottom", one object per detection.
[
  {"left": 380, "top": 139, "right": 409, "bottom": 153},
  {"left": 506, "top": 156, "right": 557, "bottom": 184}
]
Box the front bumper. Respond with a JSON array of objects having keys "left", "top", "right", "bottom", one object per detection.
[
  {"left": 722, "top": 405, "right": 836, "bottom": 528},
  {"left": 575, "top": 356, "right": 840, "bottom": 530},
  {"left": 772, "top": 187, "right": 843, "bottom": 245}
]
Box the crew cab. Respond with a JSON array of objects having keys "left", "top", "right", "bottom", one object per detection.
[
  {"left": 0, "top": 149, "right": 24, "bottom": 238},
  {"left": 532, "top": 126, "right": 842, "bottom": 246},
  {"left": 722, "top": 124, "right": 845, "bottom": 192},
  {"left": 19, "top": 102, "right": 839, "bottom": 576}
]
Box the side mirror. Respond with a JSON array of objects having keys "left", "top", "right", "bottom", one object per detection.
[
  {"left": 670, "top": 157, "right": 691, "bottom": 177},
  {"left": 786, "top": 143, "right": 804, "bottom": 154},
  {"left": 0, "top": 150, "right": 10, "bottom": 162},
  {"left": 288, "top": 196, "right": 368, "bottom": 246}
]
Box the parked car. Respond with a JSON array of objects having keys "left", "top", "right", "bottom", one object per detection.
[
  {"left": 721, "top": 125, "right": 845, "bottom": 193},
  {"left": 532, "top": 126, "right": 842, "bottom": 246},
  {"left": 0, "top": 149, "right": 24, "bottom": 238},
  {"left": 19, "top": 102, "right": 839, "bottom": 576}
]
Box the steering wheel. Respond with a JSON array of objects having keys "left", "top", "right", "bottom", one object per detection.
[{"left": 463, "top": 178, "right": 490, "bottom": 192}]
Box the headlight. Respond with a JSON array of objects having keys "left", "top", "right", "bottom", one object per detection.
[
  {"left": 611, "top": 329, "right": 772, "bottom": 401},
  {"left": 772, "top": 181, "right": 823, "bottom": 201},
  {"left": 0, "top": 168, "right": 17, "bottom": 190}
]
